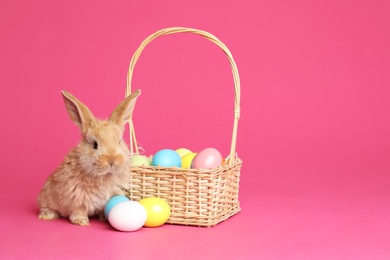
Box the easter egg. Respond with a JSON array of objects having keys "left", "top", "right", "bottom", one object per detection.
[
  {"left": 130, "top": 155, "right": 151, "bottom": 166},
  {"left": 181, "top": 152, "right": 197, "bottom": 169},
  {"left": 175, "top": 148, "right": 192, "bottom": 158},
  {"left": 139, "top": 197, "right": 171, "bottom": 227},
  {"left": 152, "top": 149, "right": 182, "bottom": 167},
  {"left": 191, "top": 148, "right": 223, "bottom": 169},
  {"left": 108, "top": 201, "right": 147, "bottom": 232},
  {"left": 104, "top": 195, "right": 130, "bottom": 219}
]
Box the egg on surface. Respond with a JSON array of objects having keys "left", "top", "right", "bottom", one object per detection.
[
  {"left": 104, "top": 195, "right": 130, "bottom": 219},
  {"left": 107, "top": 201, "right": 147, "bottom": 232},
  {"left": 139, "top": 197, "right": 171, "bottom": 227}
]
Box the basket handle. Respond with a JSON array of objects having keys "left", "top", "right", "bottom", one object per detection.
[{"left": 126, "top": 27, "right": 241, "bottom": 166}]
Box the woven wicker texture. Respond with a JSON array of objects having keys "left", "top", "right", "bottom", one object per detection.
[{"left": 124, "top": 27, "right": 242, "bottom": 227}]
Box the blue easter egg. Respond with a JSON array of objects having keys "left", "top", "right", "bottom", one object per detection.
[
  {"left": 152, "top": 149, "right": 182, "bottom": 167},
  {"left": 104, "top": 195, "right": 130, "bottom": 219}
]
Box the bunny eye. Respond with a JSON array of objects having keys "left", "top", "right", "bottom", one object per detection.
[{"left": 93, "top": 141, "right": 98, "bottom": 150}]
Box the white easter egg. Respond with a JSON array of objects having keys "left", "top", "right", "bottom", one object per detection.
[{"left": 108, "top": 201, "right": 147, "bottom": 232}]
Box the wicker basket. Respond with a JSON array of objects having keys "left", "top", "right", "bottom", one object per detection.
[{"left": 124, "top": 27, "right": 242, "bottom": 227}]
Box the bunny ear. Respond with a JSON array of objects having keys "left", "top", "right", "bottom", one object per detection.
[
  {"left": 109, "top": 89, "right": 141, "bottom": 130},
  {"left": 62, "top": 91, "right": 96, "bottom": 132}
]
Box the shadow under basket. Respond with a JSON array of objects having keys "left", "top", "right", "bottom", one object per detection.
[{"left": 123, "top": 27, "right": 243, "bottom": 227}]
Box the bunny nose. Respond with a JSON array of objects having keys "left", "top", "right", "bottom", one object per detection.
[{"left": 107, "top": 154, "right": 124, "bottom": 166}]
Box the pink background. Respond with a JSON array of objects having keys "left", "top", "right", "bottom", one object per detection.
[{"left": 1, "top": 0, "right": 389, "bottom": 259}]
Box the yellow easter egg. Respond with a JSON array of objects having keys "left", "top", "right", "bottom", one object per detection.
[
  {"left": 182, "top": 152, "right": 197, "bottom": 169},
  {"left": 139, "top": 197, "right": 171, "bottom": 227},
  {"left": 175, "top": 148, "right": 192, "bottom": 158}
]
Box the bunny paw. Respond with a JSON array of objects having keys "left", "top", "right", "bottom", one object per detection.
[
  {"left": 70, "top": 215, "right": 90, "bottom": 226},
  {"left": 39, "top": 208, "right": 60, "bottom": 220}
]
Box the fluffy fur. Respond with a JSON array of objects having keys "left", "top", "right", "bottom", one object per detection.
[{"left": 37, "top": 90, "right": 141, "bottom": 226}]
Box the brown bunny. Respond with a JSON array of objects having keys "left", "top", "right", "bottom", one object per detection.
[{"left": 37, "top": 90, "right": 141, "bottom": 226}]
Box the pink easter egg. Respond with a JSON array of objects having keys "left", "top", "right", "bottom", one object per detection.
[{"left": 191, "top": 148, "right": 223, "bottom": 169}]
